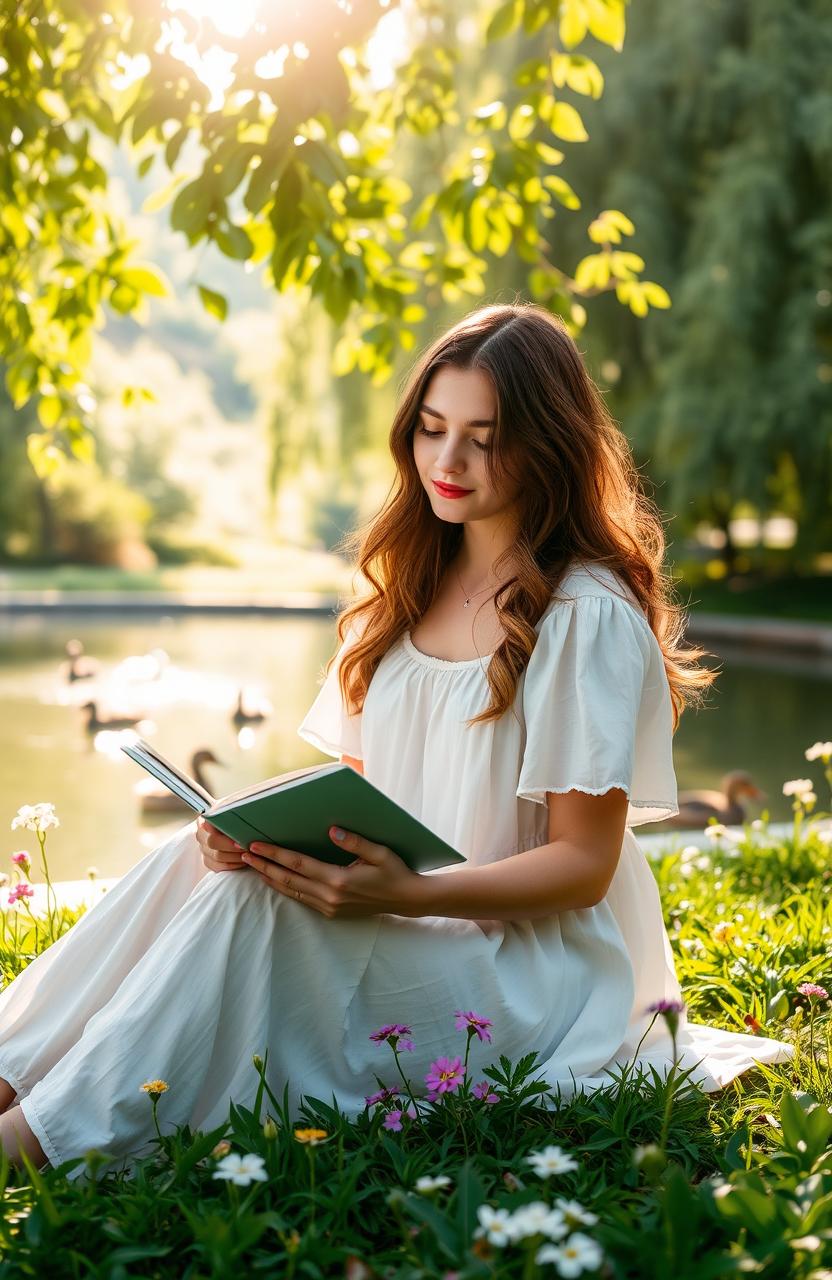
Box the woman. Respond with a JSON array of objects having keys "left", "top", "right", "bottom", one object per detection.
[{"left": 0, "top": 302, "right": 792, "bottom": 1176}]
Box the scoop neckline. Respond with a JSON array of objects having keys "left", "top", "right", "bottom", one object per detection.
[{"left": 402, "top": 630, "right": 495, "bottom": 669}]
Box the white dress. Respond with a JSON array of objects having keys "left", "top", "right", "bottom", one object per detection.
[{"left": 0, "top": 562, "right": 792, "bottom": 1179}]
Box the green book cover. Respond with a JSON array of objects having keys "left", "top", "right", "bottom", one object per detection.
[{"left": 122, "top": 739, "right": 466, "bottom": 874}]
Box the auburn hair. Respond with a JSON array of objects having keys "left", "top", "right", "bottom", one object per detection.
[{"left": 330, "top": 301, "right": 717, "bottom": 732}]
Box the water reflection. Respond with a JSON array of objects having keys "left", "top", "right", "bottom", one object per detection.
[{"left": 0, "top": 613, "right": 830, "bottom": 879}]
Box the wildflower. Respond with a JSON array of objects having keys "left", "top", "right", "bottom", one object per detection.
[
  {"left": 212, "top": 1152, "right": 268, "bottom": 1185},
  {"left": 252, "top": 1053, "right": 264, "bottom": 1070},
  {"left": 211, "top": 1139, "right": 232, "bottom": 1159},
  {"left": 369, "top": 1023, "right": 414, "bottom": 1052},
  {"left": 711, "top": 921, "right": 736, "bottom": 944},
  {"left": 553, "top": 1198, "right": 599, "bottom": 1228},
  {"left": 453, "top": 1010, "right": 494, "bottom": 1043},
  {"left": 525, "top": 1145, "right": 579, "bottom": 1177},
  {"left": 751, "top": 819, "right": 765, "bottom": 831},
  {"left": 425, "top": 1055, "right": 466, "bottom": 1100},
  {"left": 365, "top": 1085, "right": 402, "bottom": 1106},
  {"left": 262, "top": 1116, "right": 278, "bottom": 1140},
  {"left": 293, "top": 1128, "right": 328, "bottom": 1145},
  {"left": 646, "top": 997, "right": 685, "bottom": 1038},
  {"left": 140, "top": 1079, "right": 169, "bottom": 1101},
  {"left": 472, "top": 1080, "right": 500, "bottom": 1103},
  {"left": 805, "top": 742, "right": 832, "bottom": 763},
  {"left": 473, "top": 1205, "right": 515, "bottom": 1247},
  {"left": 797, "top": 982, "right": 829, "bottom": 1001},
  {"left": 703, "top": 822, "right": 727, "bottom": 841},
  {"left": 11, "top": 851, "right": 30, "bottom": 870},
  {"left": 11, "top": 803, "right": 59, "bottom": 833},
  {"left": 743, "top": 1014, "right": 762, "bottom": 1033},
  {"left": 508, "top": 1201, "right": 568, "bottom": 1241},
  {"left": 383, "top": 1106, "right": 417, "bottom": 1131},
  {"left": 415, "top": 1174, "right": 452, "bottom": 1194},
  {"left": 536, "top": 1232, "right": 604, "bottom": 1276},
  {"left": 7, "top": 883, "right": 34, "bottom": 906}
]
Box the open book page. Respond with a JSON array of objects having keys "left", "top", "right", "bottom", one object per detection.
[
  {"left": 121, "top": 738, "right": 214, "bottom": 810},
  {"left": 208, "top": 762, "right": 341, "bottom": 815}
]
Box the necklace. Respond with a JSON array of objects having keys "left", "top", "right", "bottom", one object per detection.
[{"left": 454, "top": 562, "right": 498, "bottom": 609}]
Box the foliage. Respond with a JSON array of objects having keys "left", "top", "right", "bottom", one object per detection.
[{"left": 0, "top": 0, "right": 672, "bottom": 473}]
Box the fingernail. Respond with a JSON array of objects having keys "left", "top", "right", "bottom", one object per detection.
[{"left": 332, "top": 827, "right": 346, "bottom": 841}]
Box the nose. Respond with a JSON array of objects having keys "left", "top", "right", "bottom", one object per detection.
[{"left": 434, "top": 434, "right": 468, "bottom": 471}]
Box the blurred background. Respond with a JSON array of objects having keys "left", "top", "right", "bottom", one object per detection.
[{"left": 1, "top": 0, "right": 830, "bottom": 877}]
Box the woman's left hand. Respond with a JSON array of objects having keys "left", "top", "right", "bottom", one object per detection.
[{"left": 240, "top": 827, "right": 427, "bottom": 919}]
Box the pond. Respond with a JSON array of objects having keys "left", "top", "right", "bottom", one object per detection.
[{"left": 0, "top": 613, "right": 830, "bottom": 880}]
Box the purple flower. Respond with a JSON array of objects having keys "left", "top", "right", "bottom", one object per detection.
[
  {"left": 364, "top": 1086, "right": 402, "bottom": 1107},
  {"left": 472, "top": 1080, "right": 500, "bottom": 1104},
  {"left": 383, "top": 1105, "right": 417, "bottom": 1131},
  {"left": 453, "top": 1010, "right": 494, "bottom": 1043},
  {"left": 369, "top": 1023, "right": 414, "bottom": 1051},
  {"left": 425, "top": 1056, "right": 466, "bottom": 1101},
  {"left": 646, "top": 999, "right": 685, "bottom": 1016},
  {"left": 797, "top": 982, "right": 829, "bottom": 1001}
]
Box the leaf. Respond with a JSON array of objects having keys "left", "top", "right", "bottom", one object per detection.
[
  {"left": 119, "top": 265, "right": 170, "bottom": 297},
  {"left": 559, "top": 0, "right": 589, "bottom": 49},
  {"left": 550, "top": 101, "right": 588, "bottom": 142},
  {"left": 486, "top": 0, "right": 522, "bottom": 42},
  {"left": 587, "top": 0, "right": 626, "bottom": 51},
  {"left": 197, "top": 285, "right": 228, "bottom": 321},
  {"left": 642, "top": 281, "right": 671, "bottom": 308}
]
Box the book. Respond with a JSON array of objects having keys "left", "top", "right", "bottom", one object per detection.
[{"left": 121, "top": 738, "right": 467, "bottom": 874}]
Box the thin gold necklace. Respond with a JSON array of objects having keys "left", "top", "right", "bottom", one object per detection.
[{"left": 454, "top": 562, "right": 498, "bottom": 609}]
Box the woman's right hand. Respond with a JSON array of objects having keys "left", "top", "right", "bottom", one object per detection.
[{"left": 196, "top": 818, "right": 249, "bottom": 873}]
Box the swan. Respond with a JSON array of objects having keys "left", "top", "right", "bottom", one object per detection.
[
  {"left": 136, "top": 749, "right": 224, "bottom": 812},
  {"left": 63, "top": 639, "right": 100, "bottom": 682},
  {"left": 231, "top": 688, "right": 272, "bottom": 726}
]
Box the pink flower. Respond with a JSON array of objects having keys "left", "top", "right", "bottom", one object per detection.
[
  {"left": 425, "top": 1056, "right": 466, "bottom": 1101},
  {"left": 369, "top": 1023, "right": 414, "bottom": 1051},
  {"left": 7, "top": 882, "right": 34, "bottom": 905},
  {"left": 364, "top": 1086, "right": 402, "bottom": 1107},
  {"left": 383, "top": 1106, "right": 417, "bottom": 1131},
  {"left": 472, "top": 1080, "right": 500, "bottom": 1104},
  {"left": 646, "top": 999, "right": 685, "bottom": 1016},
  {"left": 797, "top": 983, "right": 829, "bottom": 1001},
  {"left": 11, "top": 852, "right": 30, "bottom": 868},
  {"left": 454, "top": 1010, "right": 494, "bottom": 1043}
]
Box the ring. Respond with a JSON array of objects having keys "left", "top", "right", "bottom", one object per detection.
[{"left": 295, "top": 889, "right": 301, "bottom": 901}]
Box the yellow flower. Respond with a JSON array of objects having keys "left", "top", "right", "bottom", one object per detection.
[
  {"left": 293, "top": 1127, "right": 328, "bottom": 1145},
  {"left": 711, "top": 921, "right": 736, "bottom": 944},
  {"left": 140, "top": 1079, "right": 170, "bottom": 1098}
]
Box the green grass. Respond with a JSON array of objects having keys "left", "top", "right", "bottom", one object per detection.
[{"left": 1, "top": 799, "right": 831, "bottom": 1277}]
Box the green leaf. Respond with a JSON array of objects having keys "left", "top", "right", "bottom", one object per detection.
[
  {"left": 197, "top": 285, "right": 228, "bottom": 321},
  {"left": 486, "top": 0, "right": 522, "bottom": 42},
  {"left": 119, "top": 265, "right": 170, "bottom": 297},
  {"left": 550, "top": 101, "right": 589, "bottom": 142},
  {"left": 215, "top": 223, "right": 254, "bottom": 260}
]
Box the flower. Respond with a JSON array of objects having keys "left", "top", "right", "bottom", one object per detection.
[
  {"left": 453, "top": 1010, "right": 494, "bottom": 1042},
  {"left": 536, "top": 1232, "right": 604, "bottom": 1277},
  {"left": 553, "top": 1199, "right": 599, "bottom": 1228},
  {"left": 703, "top": 822, "right": 727, "bottom": 841},
  {"left": 797, "top": 982, "right": 829, "bottom": 1001},
  {"left": 805, "top": 742, "right": 832, "bottom": 763},
  {"left": 11, "top": 803, "right": 59, "bottom": 834},
  {"left": 508, "top": 1201, "right": 568, "bottom": 1242},
  {"left": 293, "top": 1128, "right": 328, "bottom": 1145},
  {"left": 646, "top": 998, "right": 685, "bottom": 1016},
  {"left": 140, "top": 1079, "right": 169, "bottom": 1100},
  {"left": 382, "top": 1106, "right": 417, "bottom": 1131},
  {"left": 472, "top": 1080, "right": 500, "bottom": 1104},
  {"left": 212, "top": 1152, "right": 268, "bottom": 1185},
  {"left": 365, "top": 1085, "right": 402, "bottom": 1106},
  {"left": 711, "top": 921, "right": 737, "bottom": 944},
  {"left": 743, "top": 1013, "right": 762, "bottom": 1033},
  {"left": 369, "top": 1023, "right": 414, "bottom": 1052},
  {"left": 425, "top": 1055, "right": 466, "bottom": 1100},
  {"left": 415, "top": 1174, "right": 452, "bottom": 1194},
  {"left": 211, "top": 1139, "right": 232, "bottom": 1158},
  {"left": 525, "top": 1145, "right": 580, "bottom": 1177},
  {"left": 7, "top": 882, "right": 34, "bottom": 905},
  {"left": 473, "top": 1206, "right": 515, "bottom": 1247},
  {"left": 11, "top": 851, "right": 30, "bottom": 869}
]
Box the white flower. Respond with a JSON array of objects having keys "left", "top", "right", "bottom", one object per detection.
[
  {"left": 508, "top": 1201, "right": 568, "bottom": 1241},
  {"left": 525, "top": 1145, "right": 580, "bottom": 1176},
  {"left": 211, "top": 1152, "right": 268, "bottom": 1185},
  {"left": 414, "top": 1174, "right": 452, "bottom": 1194},
  {"left": 11, "top": 803, "right": 60, "bottom": 834},
  {"left": 703, "top": 823, "right": 742, "bottom": 845},
  {"left": 474, "top": 1205, "right": 515, "bottom": 1247},
  {"left": 783, "top": 779, "right": 814, "bottom": 797},
  {"left": 536, "top": 1232, "right": 604, "bottom": 1276},
  {"left": 751, "top": 818, "right": 765, "bottom": 830},
  {"left": 680, "top": 845, "right": 702, "bottom": 862},
  {"left": 805, "top": 741, "right": 832, "bottom": 763},
  {"left": 553, "top": 1198, "right": 599, "bottom": 1228}
]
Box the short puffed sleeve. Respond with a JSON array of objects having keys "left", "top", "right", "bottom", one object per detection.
[
  {"left": 516, "top": 592, "right": 679, "bottom": 826},
  {"left": 296, "top": 620, "right": 364, "bottom": 760}
]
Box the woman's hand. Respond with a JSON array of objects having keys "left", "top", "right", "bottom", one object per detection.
[
  {"left": 196, "top": 818, "right": 249, "bottom": 873},
  {"left": 240, "top": 826, "right": 428, "bottom": 919}
]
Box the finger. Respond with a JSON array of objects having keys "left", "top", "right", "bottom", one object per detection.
[
  {"left": 246, "top": 860, "right": 334, "bottom": 913},
  {"left": 248, "top": 843, "right": 344, "bottom": 887}
]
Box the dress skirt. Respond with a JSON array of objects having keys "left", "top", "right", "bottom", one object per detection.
[{"left": 0, "top": 821, "right": 792, "bottom": 1181}]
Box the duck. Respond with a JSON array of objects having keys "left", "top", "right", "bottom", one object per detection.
[
  {"left": 136, "top": 749, "right": 224, "bottom": 812},
  {"left": 663, "top": 770, "right": 766, "bottom": 828},
  {"left": 80, "top": 701, "right": 147, "bottom": 733},
  {"left": 63, "top": 639, "right": 100, "bottom": 682},
  {"left": 231, "top": 688, "right": 273, "bottom": 726}
]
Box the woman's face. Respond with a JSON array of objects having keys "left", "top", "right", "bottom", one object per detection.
[{"left": 412, "top": 365, "right": 522, "bottom": 527}]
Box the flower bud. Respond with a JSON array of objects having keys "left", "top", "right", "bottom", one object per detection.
[
  {"left": 252, "top": 1053, "right": 264, "bottom": 1071},
  {"left": 633, "top": 1142, "right": 667, "bottom": 1181},
  {"left": 263, "top": 1116, "right": 278, "bottom": 1140}
]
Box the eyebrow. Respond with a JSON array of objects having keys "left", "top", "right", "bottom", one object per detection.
[{"left": 419, "top": 403, "right": 496, "bottom": 428}]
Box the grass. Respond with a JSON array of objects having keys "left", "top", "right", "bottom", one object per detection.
[{"left": 0, "top": 784, "right": 831, "bottom": 1276}]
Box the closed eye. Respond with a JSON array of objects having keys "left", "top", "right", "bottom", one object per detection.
[{"left": 416, "top": 424, "right": 489, "bottom": 452}]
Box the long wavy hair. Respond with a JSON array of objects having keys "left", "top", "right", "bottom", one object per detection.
[{"left": 330, "top": 302, "right": 717, "bottom": 732}]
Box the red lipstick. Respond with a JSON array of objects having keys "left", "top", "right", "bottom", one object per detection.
[{"left": 433, "top": 480, "right": 472, "bottom": 498}]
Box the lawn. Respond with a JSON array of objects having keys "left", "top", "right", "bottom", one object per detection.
[{"left": 0, "top": 755, "right": 830, "bottom": 1278}]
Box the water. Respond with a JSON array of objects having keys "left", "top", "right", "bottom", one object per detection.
[{"left": 0, "top": 614, "right": 829, "bottom": 880}]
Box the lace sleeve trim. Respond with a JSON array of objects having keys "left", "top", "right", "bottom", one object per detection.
[{"left": 517, "top": 782, "right": 678, "bottom": 811}]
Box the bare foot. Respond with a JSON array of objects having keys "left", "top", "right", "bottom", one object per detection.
[{"left": 0, "top": 1105, "right": 48, "bottom": 1170}]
